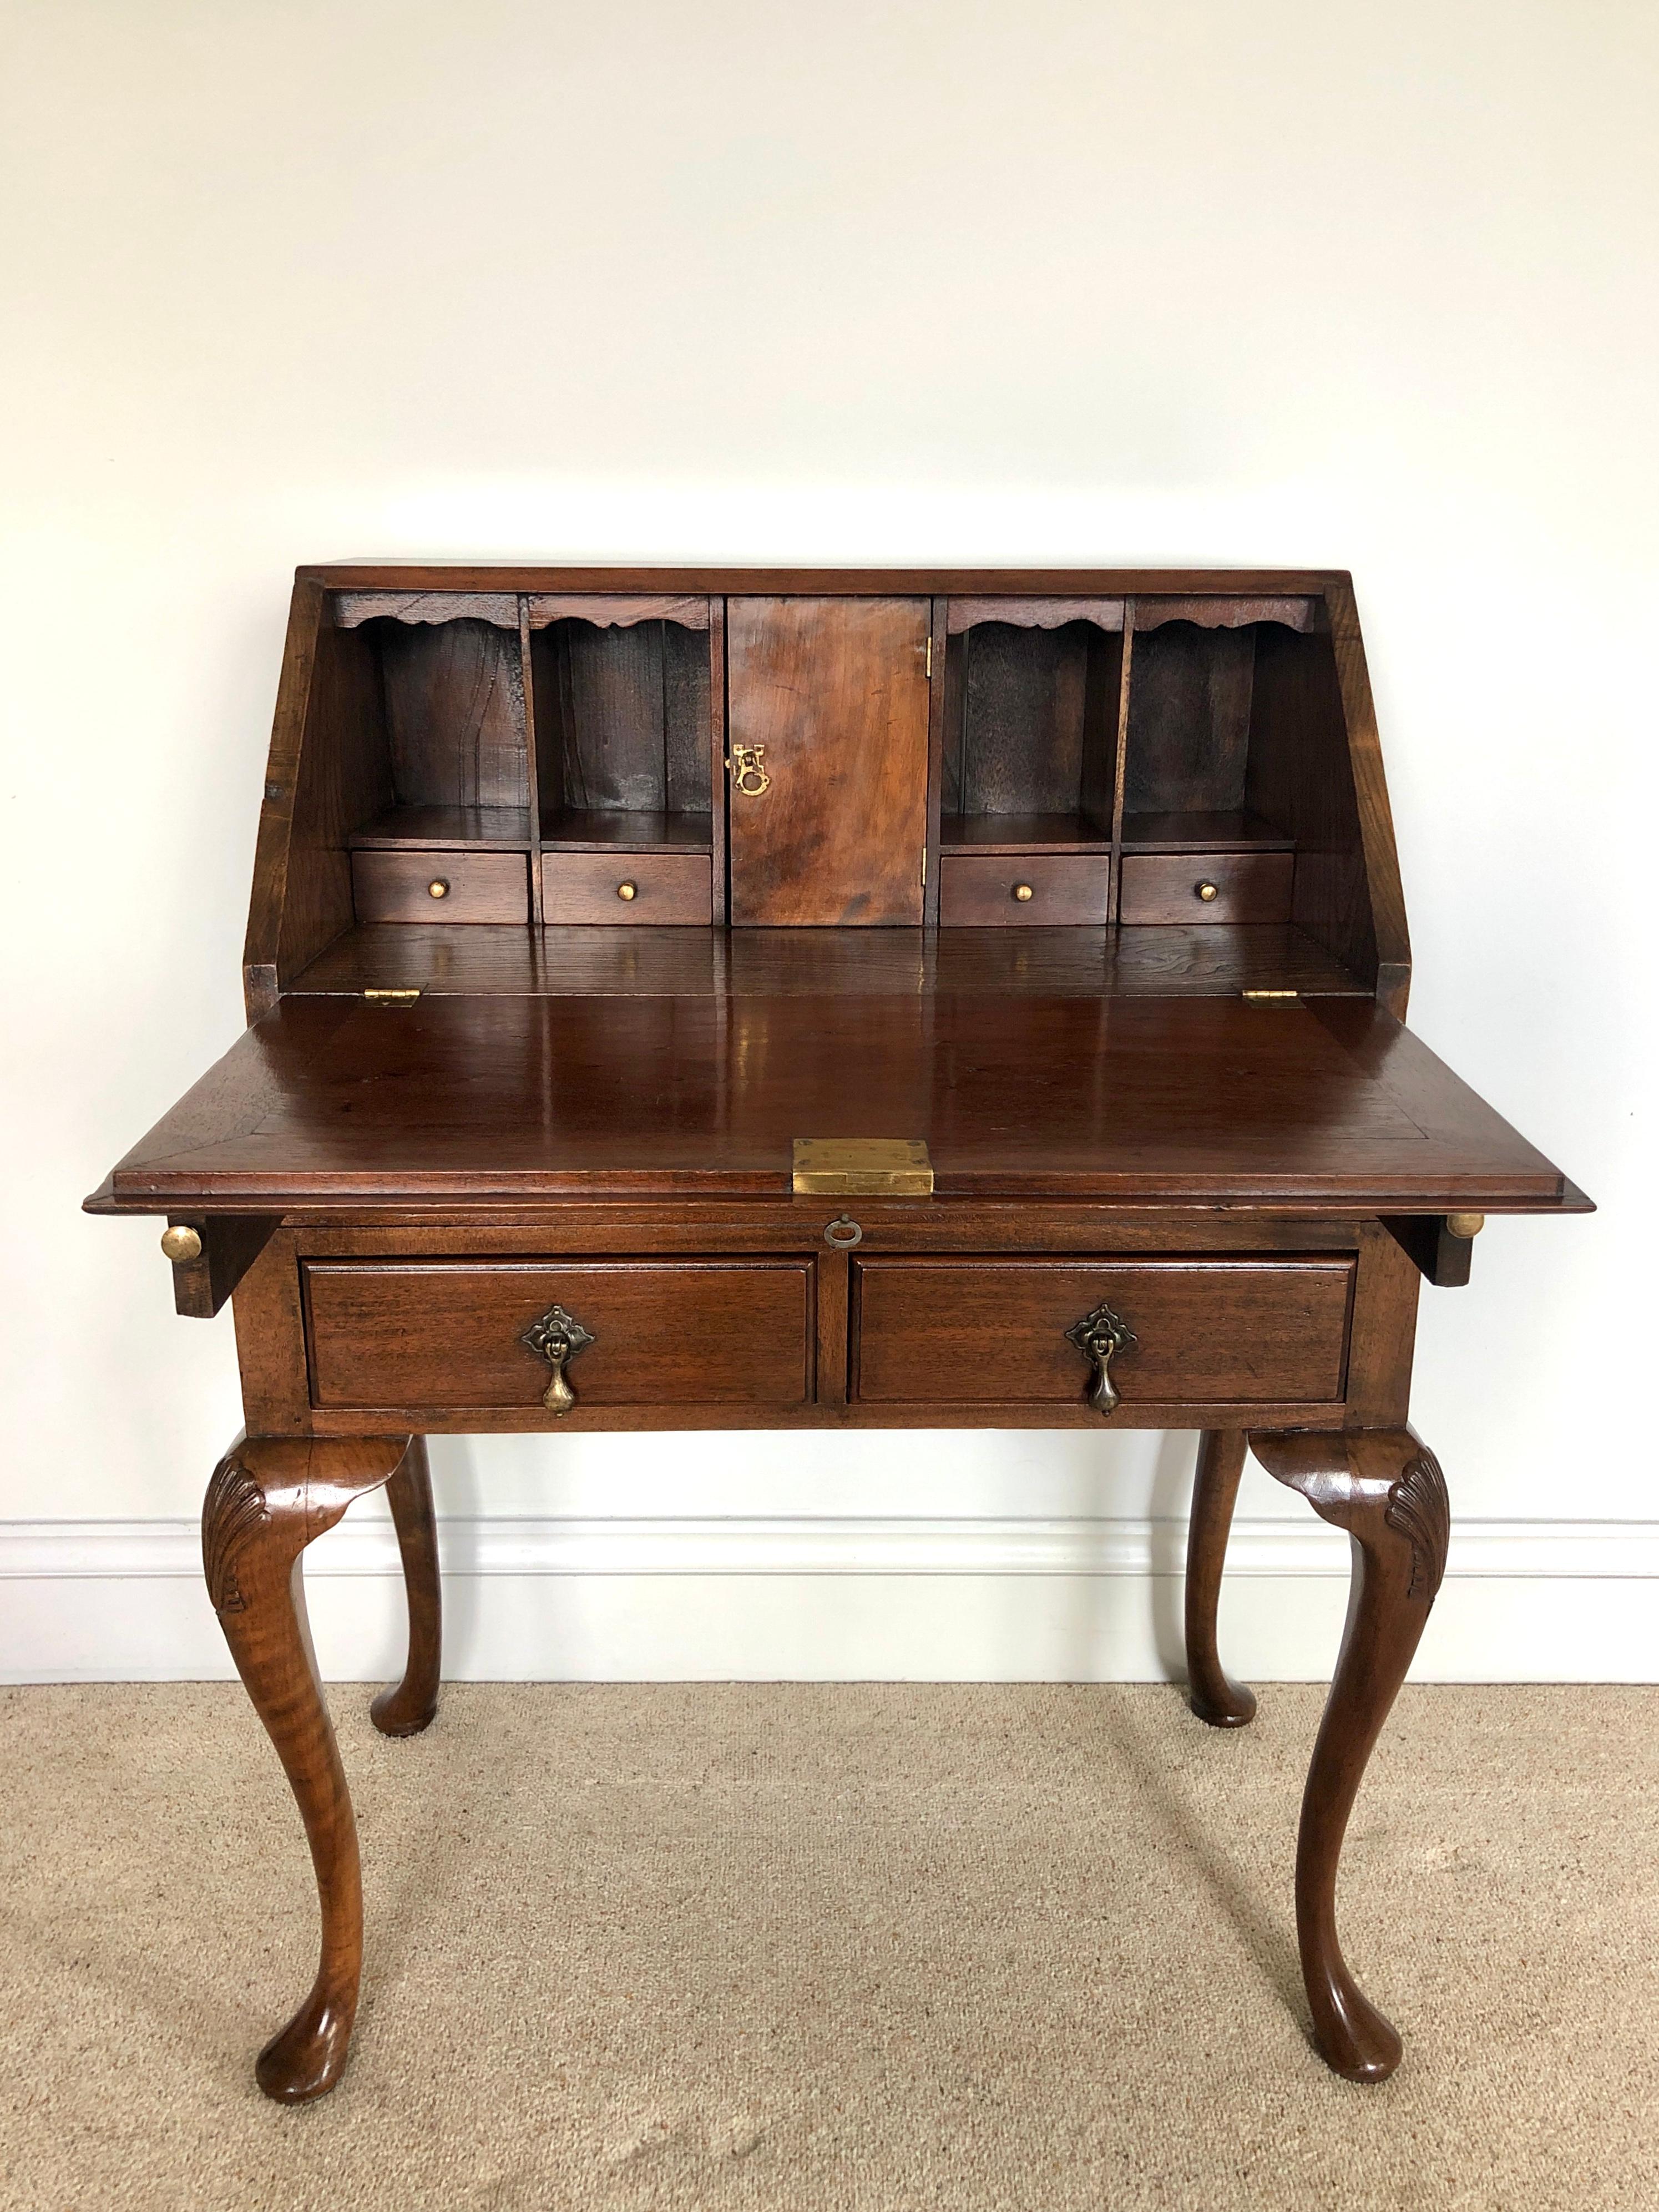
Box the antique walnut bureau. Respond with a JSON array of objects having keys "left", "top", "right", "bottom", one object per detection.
[{"left": 86, "top": 566, "right": 1586, "bottom": 2100}]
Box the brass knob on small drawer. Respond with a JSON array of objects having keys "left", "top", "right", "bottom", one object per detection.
[
  {"left": 1196, "top": 880, "right": 1219, "bottom": 902},
  {"left": 1013, "top": 882, "right": 1034, "bottom": 902},
  {"left": 427, "top": 878, "right": 450, "bottom": 900},
  {"left": 1066, "top": 1300, "right": 1137, "bottom": 1416},
  {"left": 520, "top": 1303, "right": 595, "bottom": 1414},
  {"left": 160, "top": 1224, "right": 202, "bottom": 1264},
  {"left": 616, "top": 881, "right": 638, "bottom": 901}
]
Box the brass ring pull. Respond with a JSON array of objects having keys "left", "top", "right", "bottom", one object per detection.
[
  {"left": 520, "top": 1302, "right": 595, "bottom": 1414},
  {"left": 1195, "top": 880, "right": 1218, "bottom": 902},
  {"left": 1013, "top": 882, "right": 1035, "bottom": 902},
  {"left": 616, "top": 881, "right": 638, "bottom": 901},
  {"left": 725, "top": 744, "right": 771, "bottom": 797},
  {"left": 428, "top": 878, "right": 451, "bottom": 900},
  {"left": 823, "top": 1215, "right": 863, "bottom": 1250},
  {"left": 1066, "top": 1300, "right": 1137, "bottom": 1416}
]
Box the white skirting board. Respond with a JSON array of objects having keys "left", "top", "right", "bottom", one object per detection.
[{"left": 2, "top": 1516, "right": 1656, "bottom": 1682}]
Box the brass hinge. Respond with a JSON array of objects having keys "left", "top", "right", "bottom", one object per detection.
[
  {"left": 793, "top": 1138, "right": 934, "bottom": 1196},
  {"left": 925, "top": 637, "right": 933, "bottom": 679},
  {"left": 920, "top": 848, "right": 927, "bottom": 887},
  {"left": 363, "top": 987, "right": 422, "bottom": 1004},
  {"left": 1241, "top": 989, "right": 1299, "bottom": 1003}
]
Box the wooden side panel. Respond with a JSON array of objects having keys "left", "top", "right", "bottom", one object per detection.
[
  {"left": 1322, "top": 575, "right": 1411, "bottom": 1013},
  {"left": 726, "top": 598, "right": 930, "bottom": 925},
  {"left": 1079, "top": 627, "right": 1124, "bottom": 832},
  {"left": 664, "top": 622, "right": 714, "bottom": 815},
  {"left": 1245, "top": 623, "right": 1380, "bottom": 993},
  {"left": 380, "top": 618, "right": 528, "bottom": 811},
  {"left": 1343, "top": 1225, "right": 1420, "bottom": 1423},
  {"left": 245, "top": 577, "right": 326, "bottom": 1020},
  {"left": 262, "top": 603, "right": 393, "bottom": 1007}
]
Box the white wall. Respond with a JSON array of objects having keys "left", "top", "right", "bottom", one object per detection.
[{"left": 3, "top": 1, "right": 1653, "bottom": 1680}]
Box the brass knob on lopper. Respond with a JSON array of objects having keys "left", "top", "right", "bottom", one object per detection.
[{"left": 160, "top": 1224, "right": 203, "bottom": 1264}]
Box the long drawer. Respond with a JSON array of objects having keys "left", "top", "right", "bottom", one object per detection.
[
  {"left": 304, "top": 1260, "right": 812, "bottom": 1409},
  {"left": 850, "top": 1257, "right": 1353, "bottom": 1406}
]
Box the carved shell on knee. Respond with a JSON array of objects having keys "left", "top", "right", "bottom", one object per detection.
[
  {"left": 1384, "top": 1451, "right": 1450, "bottom": 1603},
  {"left": 202, "top": 1456, "right": 271, "bottom": 1615}
]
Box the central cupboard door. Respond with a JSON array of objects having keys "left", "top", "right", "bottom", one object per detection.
[{"left": 726, "top": 598, "right": 932, "bottom": 925}]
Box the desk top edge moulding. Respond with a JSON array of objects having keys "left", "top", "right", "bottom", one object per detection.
[{"left": 85, "top": 564, "right": 1589, "bottom": 2099}]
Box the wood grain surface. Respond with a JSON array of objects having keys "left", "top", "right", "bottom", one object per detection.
[
  {"left": 304, "top": 1259, "right": 813, "bottom": 1408},
  {"left": 1118, "top": 851, "right": 1294, "bottom": 925},
  {"left": 541, "top": 852, "right": 712, "bottom": 924},
  {"left": 88, "top": 993, "right": 1578, "bottom": 1213},
  {"left": 938, "top": 854, "right": 1112, "bottom": 925},
  {"left": 350, "top": 850, "right": 529, "bottom": 925},
  {"left": 727, "top": 598, "right": 931, "bottom": 925},
  {"left": 851, "top": 1257, "right": 1354, "bottom": 1405},
  {"left": 284, "top": 922, "right": 1367, "bottom": 999}
]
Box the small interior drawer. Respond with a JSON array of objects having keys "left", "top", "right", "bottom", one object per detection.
[
  {"left": 851, "top": 1256, "right": 1353, "bottom": 1406},
  {"left": 1118, "top": 851, "right": 1293, "bottom": 925},
  {"left": 938, "top": 853, "right": 1111, "bottom": 926},
  {"left": 304, "top": 1259, "right": 812, "bottom": 1409},
  {"left": 542, "top": 852, "right": 712, "bottom": 925},
  {"left": 352, "top": 849, "right": 529, "bottom": 925}
]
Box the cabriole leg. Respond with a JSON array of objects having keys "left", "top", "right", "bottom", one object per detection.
[
  {"left": 203, "top": 1432, "right": 413, "bottom": 2102},
  {"left": 1246, "top": 1427, "right": 1450, "bottom": 2083},
  {"left": 370, "top": 1437, "right": 442, "bottom": 1738},
  {"left": 1185, "top": 1429, "right": 1257, "bottom": 1726}
]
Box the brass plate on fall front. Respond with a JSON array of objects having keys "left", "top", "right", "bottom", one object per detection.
[{"left": 792, "top": 1138, "right": 934, "bottom": 1196}]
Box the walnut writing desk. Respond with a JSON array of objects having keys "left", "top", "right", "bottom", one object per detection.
[{"left": 85, "top": 567, "right": 1587, "bottom": 2099}]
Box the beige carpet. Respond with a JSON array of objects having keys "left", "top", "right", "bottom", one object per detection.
[{"left": 1, "top": 1683, "right": 1654, "bottom": 2212}]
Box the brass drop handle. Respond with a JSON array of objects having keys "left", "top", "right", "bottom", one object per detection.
[
  {"left": 617, "top": 881, "right": 638, "bottom": 901},
  {"left": 1066, "top": 1300, "right": 1137, "bottom": 1416},
  {"left": 428, "top": 878, "right": 450, "bottom": 900},
  {"left": 726, "top": 743, "right": 771, "bottom": 797},
  {"left": 1195, "top": 880, "right": 1218, "bottom": 903},
  {"left": 823, "top": 1215, "right": 863, "bottom": 1249},
  {"left": 1013, "top": 882, "right": 1034, "bottom": 902},
  {"left": 520, "top": 1303, "right": 595, "bottom": 1415}
]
